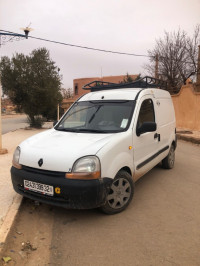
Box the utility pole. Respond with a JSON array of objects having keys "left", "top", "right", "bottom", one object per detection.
[
  {"left": 0, "top": 81, "right": 7, "bottom": 154},
  {"left": 57, "top": 104, "right": 60, "bottom": 121},
  {"left": 57, "top": 67, "right": 60, "bottom": 121},
  {"left": 155, "top": 54, "right": 159, "bottom": 79},
  {"left": 0, "top": 27, "right": 32, "bottom": 154}
]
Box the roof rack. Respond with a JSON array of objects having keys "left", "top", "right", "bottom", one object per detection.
[{"left": 82, "top": 76, "right": 167, "bottom": 91}]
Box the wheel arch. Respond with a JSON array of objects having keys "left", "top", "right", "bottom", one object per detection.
[
  {"left": 117, "top": 166, "right": 133, "bottom": 178},
  {"left": 172, "top": 139, "right": 177, "bottom": 150}
]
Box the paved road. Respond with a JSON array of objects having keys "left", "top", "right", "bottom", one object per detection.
[
  {"left": 1, "top": 141, "right": 200, "bottom": 266},
  {"left": 1, "top": 115, "right": 28, "bottom": 134}
]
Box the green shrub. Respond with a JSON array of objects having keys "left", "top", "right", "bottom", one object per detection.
[{"left": 27, "top": 116, "right": 45, "bottom": 128}]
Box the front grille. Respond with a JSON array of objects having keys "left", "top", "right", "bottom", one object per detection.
[{"left": 22, "top": 165, "right": 66, "bottom": 178}]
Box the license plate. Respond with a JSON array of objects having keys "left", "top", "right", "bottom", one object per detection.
[{"left": 24, "top": 180, "right": 54, "bottom": 196}]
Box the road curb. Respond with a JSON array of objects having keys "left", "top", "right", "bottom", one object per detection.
[
  {"left": 0, "top": 194, "right": 22, "bottom": 253},
  {"left": 177, "top": 134, "right": 200, "bottom": 145}
]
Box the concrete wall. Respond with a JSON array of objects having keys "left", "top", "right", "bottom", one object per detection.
[
  {"left": 172, "top": 84, "right": 200, "bottom": 131},
  {"left": 61, "top": 98, "right": 75, "bottom": 113}
]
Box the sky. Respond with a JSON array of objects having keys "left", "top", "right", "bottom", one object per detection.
[{"left": 0, "top": 0, "right": 200, "bottom": 89}]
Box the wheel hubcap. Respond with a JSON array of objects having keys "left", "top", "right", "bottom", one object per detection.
[
  {"left": 169, "top": 147, "right": 175, "bottom": 166},
  {"left": 107, "top": 178, "right": 131, "bottom": 209}
]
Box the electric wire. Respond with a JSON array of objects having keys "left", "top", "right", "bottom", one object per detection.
[
  {"left": 0, "top": 29, "right": 151, "bottom": 58},
  {"left": 0, "top": 29, "right": 197, "bottom": 68},
  {"left": 28, "top": 35, "right": 150, "bottom": 57}
]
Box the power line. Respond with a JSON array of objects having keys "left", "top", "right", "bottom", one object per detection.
[
  {"left": 0, "top": 29, "right": 197, "bottom": 67},
  {"left": 29, "top": 36, "right": 151, "bottom": 58},
  {"left": 0, "top": 29, "right": 150, "bottom": 58}
]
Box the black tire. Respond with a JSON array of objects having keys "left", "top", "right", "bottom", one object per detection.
[
  {"left": 101, "top": 170, "right": 134, "bottom": 215},
  {"left": 162, "top": 145, "right": 175, "bottom": 169}
]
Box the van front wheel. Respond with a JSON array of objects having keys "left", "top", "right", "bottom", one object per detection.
[
  {"left": 162, "top": 145, "right": 175, "bottom": 169},
  {"left": 101, "top": 170, "right": 134, "bottom": 214}
]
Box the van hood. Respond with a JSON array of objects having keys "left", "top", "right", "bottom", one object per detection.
[{"left": 19, "top": 129, "right": 114, "bottom": 172}]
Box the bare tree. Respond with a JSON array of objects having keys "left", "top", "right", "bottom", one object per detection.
[
  {"left": 145, "top": 25, "right": 200, "bottom": 94},
  {"left": 122, "top": 73, "right": 141, "bottom": 83},
  {"left": 61, "top": 88, "right": 73, "bottom": 99},
  {"left": 186, "top": 25, "right": 200, "bottom": 75}
]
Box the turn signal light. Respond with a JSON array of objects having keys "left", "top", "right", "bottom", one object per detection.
[
  {"left": 12, "top": 160, "right": 22, "bottom": 170},
  {"left": 65, "top": 171, "right": 100, "bottom": 180}
]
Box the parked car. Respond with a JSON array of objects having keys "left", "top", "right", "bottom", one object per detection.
[{"left": 11, "top": 77, "right": 177, "bottom": 214}]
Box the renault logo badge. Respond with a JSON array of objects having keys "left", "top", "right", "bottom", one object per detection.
[{"left": 38, "top": 159, "right": 43, "bottom": 167}]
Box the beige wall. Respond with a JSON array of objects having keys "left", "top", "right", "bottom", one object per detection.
[{"left": 172, "top": 84, "right": 200, "bottom": 131}]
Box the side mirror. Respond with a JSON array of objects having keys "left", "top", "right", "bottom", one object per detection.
[
  {"left": 136, "top": 122, "right": 157, "bottom": 136},
  {"left": 53, "top": 121, "right": 58, "bottom": 127}
]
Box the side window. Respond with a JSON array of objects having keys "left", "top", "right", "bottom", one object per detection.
[
  {"left": 75, "top": 84, "right": 78, "bottom": 95},
  {"left": 137, "top": 99, "right": 155, "bottom": 128}
]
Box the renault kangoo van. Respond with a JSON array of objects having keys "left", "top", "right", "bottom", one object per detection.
[{"left": 11, "top": 77, "right": 177, "bottom": 214}]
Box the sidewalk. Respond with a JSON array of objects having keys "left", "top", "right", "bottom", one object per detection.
[
  {"left": 0, "top": 125, "right": 52, "bottom": 251},
  {"left": 0, "top": 126, "right": 199, "bottom": 251},
  {"left": 177, "top": 128, "right": 200, "bottom": 145},
  {"left": 1, "top": 113, "right": 26, "bottom": 120}
]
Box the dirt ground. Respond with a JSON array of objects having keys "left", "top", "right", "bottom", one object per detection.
[
  {"left": 1, "top": 140, "right": 200, "bottom": 266},
  {"left": 0, "top": 198, "right": 55, "bottom": 266}
]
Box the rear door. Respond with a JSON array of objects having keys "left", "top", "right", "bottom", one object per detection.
[
  {"left": 133, "top": 96, "right": 160, "bottom": 180},
  {"left": 154, "top": 97, "right": 175, "bottom": 153}
]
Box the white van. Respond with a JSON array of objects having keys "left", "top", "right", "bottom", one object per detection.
[{"left": 11, "top": 77, "right": 177, "bottom": 214}]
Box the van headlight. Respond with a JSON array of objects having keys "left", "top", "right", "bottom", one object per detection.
[
  {"left": 65, "top": 156, "right": 101, "bottom": 180},
  {"left": 12, "top": 146, "right": 22, "bottom": 169}
]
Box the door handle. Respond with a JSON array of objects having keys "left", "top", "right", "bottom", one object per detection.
[{"left": 154, "top": 133, "right": 160, "bottom": 141}]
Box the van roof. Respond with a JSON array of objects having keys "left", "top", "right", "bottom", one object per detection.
[{"left": 79, "top": 88, "right": 171, "bottom": 102}]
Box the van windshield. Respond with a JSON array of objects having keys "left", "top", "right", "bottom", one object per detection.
[{"left": 55, "top": 100, "right": 135, "bottom": 133}]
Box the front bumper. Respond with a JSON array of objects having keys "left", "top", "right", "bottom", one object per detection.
[{"left": 11, "top": 166, "right": 112, "bottom": 209}]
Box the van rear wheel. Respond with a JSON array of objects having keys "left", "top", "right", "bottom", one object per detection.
[
  {"left": 101, "top": 170, "right": 134, "bottom": 214},
  {"left": 162, "top": 145, "right": 175, "bottom": 169}
]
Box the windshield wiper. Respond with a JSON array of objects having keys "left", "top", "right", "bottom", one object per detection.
[
  {"left": 56, "top": 128, "right": 107, "bottom": 133},
  {"left": 88, "top": 105, "right": 102, "bottom": 124},
  {"left": 75, "top": 128, "right": 108, "bottom": 133},
  {"left": 56, "top": 128, "right": 76, "bottom": 132}
]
